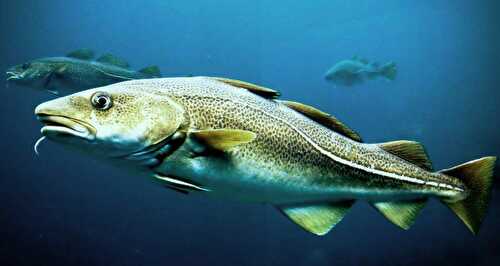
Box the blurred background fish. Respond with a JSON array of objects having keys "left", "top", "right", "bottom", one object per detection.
[
  {"left": 6, "top": 49, "right": 161, "bottom": 95},
  {"left": 324, "top": 56, "right": 397, "bottom": 86}
]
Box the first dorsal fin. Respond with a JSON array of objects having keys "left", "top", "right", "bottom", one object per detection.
[
  {"left": 97, "top": 53, "right": 130, "bottom": 68},
  {"left": 66, "top": 49, "right": 94, "bottom": 60},
  {"left": 212, "top": 77, "right": 281, "bottom": 99},
  {"left": 278, "top": 201, "right": 355, "bottom": 236},
  {"left": 278, "top": 100, "right": 362, "bottom": 142},
  {"left": 372, "top": 199, "right": 427, "bottom": 230},
  {"left": 378, "top": 140, "right": 432, "bottom": 170}
]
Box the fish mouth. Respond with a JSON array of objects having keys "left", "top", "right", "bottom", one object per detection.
[
  {"left": 6, "top": 71, "right": 23, "bottom": 81},
  {"left": 37, "top": 114, "right": 96, "bottom": 141}
]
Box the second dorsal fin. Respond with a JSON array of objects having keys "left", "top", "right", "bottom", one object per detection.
[
  {"left": 212, "top": 77, "right": 281, "bottom": 99},
  {"left": 139, "top": 66, "right": 161, "bottom": 77},
  {"left": 378, "top": 140, "right": 433, "bottom": 170},
  {"left": 97, "top": 53, "right": 130, "bottom": 68},
  {"left": 278, "top": 100, "right": 363, "bottom": 142},
  {"left": 67, "top": 49, "right": 94, "bottom": 60}
]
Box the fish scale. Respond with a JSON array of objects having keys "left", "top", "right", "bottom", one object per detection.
[
  {"left": 34, "top": 76, "right": 496, "bottom": 236},
  {"left": 131, "top": 78, "right": 465, "bottom": 197}
]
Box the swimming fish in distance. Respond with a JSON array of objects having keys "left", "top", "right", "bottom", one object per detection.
[
  {"left": 34, "top": 76, "right": 495, "bottom": 236},
  {"left": 324, "top": 56, "right": 397, "bottom": 86},
  {"left": 6, "top": 49, "right": 161, "bottom": 95}
]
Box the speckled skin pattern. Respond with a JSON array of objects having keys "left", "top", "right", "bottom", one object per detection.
[
  {"left": 104, "top": 77, "right": 467, "bottom": 204},
  {"left": 36, "top": 76, "right": 468, "bottom": 205}
]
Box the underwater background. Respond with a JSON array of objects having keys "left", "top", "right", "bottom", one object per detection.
[{"left": 1, "top": 0, "right": 499, "bottom": 265}]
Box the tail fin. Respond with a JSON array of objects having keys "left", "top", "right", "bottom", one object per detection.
[
  {"left": 440, "top": 157, "right": 496, "bottom": 234},
  {"left": 380, "top": 62, "right": 397, "bottom": 81},
  {"left": 139, "top": 66, "right": 161, "bottom": 77}
]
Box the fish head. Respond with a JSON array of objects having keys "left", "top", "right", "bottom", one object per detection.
[
  {"left": 34, "top": 84, "right": 186, "bottom": 159},
  {"left": 6, "top": 58, "right": 62, "bottom": 89}
]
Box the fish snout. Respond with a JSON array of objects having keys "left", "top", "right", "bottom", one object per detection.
[
  {"left": 35, "top": 99, "right": 97, "bottom": 141},
  {"left": 5, "top": 69, "right": 22, "bottom": 81},
  {"left": 34, "top": 101, "right": 53, "bottom": 116}
]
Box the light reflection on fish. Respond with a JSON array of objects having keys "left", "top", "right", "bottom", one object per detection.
[{"left": 34, "top": 77, "right": 495, "bottom": 236}]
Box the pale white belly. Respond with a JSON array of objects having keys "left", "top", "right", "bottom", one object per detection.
[{"left": 152, "top": 149, "right": 419, "bottom": 204}]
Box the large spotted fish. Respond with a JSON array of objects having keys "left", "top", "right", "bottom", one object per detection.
[{"left": 34, "top": 76, "right": 496, "bottom": 235}]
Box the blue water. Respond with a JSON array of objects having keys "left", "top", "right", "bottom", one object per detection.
[{"left": 1, "top": 1, "right": 499, "bottom": 265}]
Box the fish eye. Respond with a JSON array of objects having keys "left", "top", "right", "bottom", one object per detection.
[
  {"left": 22, "top": 63, "right": 30, "bottom": 70},
  {"left": 91, "top": 91, "right": 113, "bottom": 110}
]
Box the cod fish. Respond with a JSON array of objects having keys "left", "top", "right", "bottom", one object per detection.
[
  {"left": 34, "top": 77, "right": 495, "bottom": 236},
  {"left": 324, "top": 56, "right": 397, "bottom": 86},
  {"left": 6, "top": 49, "right": 161, "bottom": 95}
]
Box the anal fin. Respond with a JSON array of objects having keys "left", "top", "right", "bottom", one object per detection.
[
  {"left": 278, "top": 201, "right": 355, "bottom": 236},
  {"left": 378, "top": 140, "right": 432, "bottom": 170},
  {"left": 372, "top": 199, "right": 427, "bottom": 230}
]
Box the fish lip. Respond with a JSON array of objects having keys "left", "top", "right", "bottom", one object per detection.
[
  {"left": 6, "top": 71, "right": 22, "bottom": 81},
  {"left": 36, "top": 114, "right": 97, "bottom": 141}
]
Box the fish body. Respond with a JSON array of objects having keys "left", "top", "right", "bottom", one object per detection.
[
  {"left": 324, "top": 56, "right": 397, "bottom": 86},
  {"left": 34, "top": 77, "right": 495, "bottom": 235},
  {"left": 6, "top": 49, "right": 161, "bottom": 95}
]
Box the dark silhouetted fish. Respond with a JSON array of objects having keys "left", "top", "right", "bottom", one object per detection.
[{"left": 6, "top": 49, "right": 161, "bottom": 95}]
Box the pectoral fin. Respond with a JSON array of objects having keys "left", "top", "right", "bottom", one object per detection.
[
  {"left": 278, "top": 201, "right": 355, "bottom": 236},
  {"left": 55, "top": 65, "right": 68, "bottom": 76},
  {"left": 91, "top": 65, "right": 134, "bottom": 81},
  {"left": 47, "top": 89, "right": 59, "bottom": 95},
  {"left": 372, "top": 199, "right": 427, "bottom": 230},
  {"left": 188, "top": 129, "right": 256, "bottom": 152}
]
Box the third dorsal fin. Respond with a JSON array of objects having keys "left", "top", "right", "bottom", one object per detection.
[
  {"left": 278, "top": 100, "right": 362, "bottom": 142},
  {"left": 212, "top": 77, "right": 281, "bottom": 99},
  {"left": 378, "top": 140, "right": 432, "bottom": 170}
]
